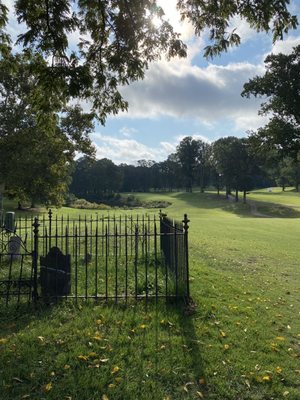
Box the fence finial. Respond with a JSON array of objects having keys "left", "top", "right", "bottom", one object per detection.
[{"left": 183, "top": 214, "right": 190, "bottom": 232}]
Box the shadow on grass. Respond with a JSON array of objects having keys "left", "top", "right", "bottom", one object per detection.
[
  {"left": 173, "top": 191, "right": 300, "bottom": 219},
  {"left": 0, "top": 299, "right": 206, "bottom": 400}
]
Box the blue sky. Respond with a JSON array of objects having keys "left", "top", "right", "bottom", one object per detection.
[{"left": 4, "top": 0, "right": 300, "bottom": 164}]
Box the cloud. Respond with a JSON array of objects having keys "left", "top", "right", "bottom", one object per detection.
[
  {"left": 92, "top": 133, "right": 172, "bottom": 164},
  {"left": 119, "top": 127, "right": 138, "bottom": 138},
  {"left": 270, "top": 35, "right": 300, "bottom": 55},
  {"left": 118, "top": 56, "right": 265, "bottom": 133}
]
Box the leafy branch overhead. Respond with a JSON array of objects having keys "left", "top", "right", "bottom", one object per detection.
[{"left": 1, "top": 0, "right": 298, "bottom": 122}]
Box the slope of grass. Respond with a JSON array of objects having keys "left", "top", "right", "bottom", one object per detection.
[{"left": 1, "top": 190, "right": 300, "bottom": 399}]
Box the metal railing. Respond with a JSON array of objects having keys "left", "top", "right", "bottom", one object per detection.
[{"left": 0, "top": 210, "right": 190, "bottom": 304}]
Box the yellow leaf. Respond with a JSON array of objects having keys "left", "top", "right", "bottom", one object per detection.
[
  {"left": 220, "top": 331, "right": 226, "bottom": 338},
  {"left": 111, "top": 366, "right": 120, "bottom": 374},
  {"left": 88, "top": 352, "right": 97, "bottom": 357},
  {"left": 140, "top": 324, "right": 147, "bottom": 329},
  {"left": 196, "top": 391, "right": 204, "bottom": 398},
  {"left": 102, "top": 395, "right": 109, "bottom": 400},
  {"left": 108, "top": 384, "right": 115, "bottom": 389},
  {"left": 283, "top": 391, "right": 289, "bottom": 397},
  {"left": 275, "top": 366, "right": 282, "bottom": 374},
  {"left": 44, "top": 382, "right": 53, "bottom": 392},
  {"left": 276, "top": 336, "right": 285, "bottom": 341},
  {"left": 64, "top": 364, "right": 71, "bottom": 370},
  {"left": 78, "top": 355, "right": 88, "bottom": 361},
  {"left": 0, "top": 338, "right": 8, "bottom": 344},
  {"left": 224, "top": 344, "right": 230, "bottom": 350},
  {"left": 183, "top": 382, "right": 194, "bottom": 393},
  {"left": 92, "top": 335, "right": 102, "bottom": 341},
  {"left": 37, "top": 336, "right": 45, "bottom": 342},
  {"left": 96, "top": 319, "right": 102, "bottom": 325},
  {"left": 262, "top": 375, "right": 271, "bottom": 382},
  {"left": 100, "top": 358, "right": 109, "bottom": 363}
]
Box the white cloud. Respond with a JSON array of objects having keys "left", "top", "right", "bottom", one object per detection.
[
  {"left": 92, "top": 133, "right": 172, "bottom": 164},
  {"left": 270, "top": 35, "right": 300, "bottom": 55},
  {"left": 118, "top": 57, "right": 265, "bottom": 133},
  {"left": 119, "top": 127, "right": 138, "bottom": 138}
]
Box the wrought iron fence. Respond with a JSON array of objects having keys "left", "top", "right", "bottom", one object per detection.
[{"left": 0, "top": 210, "right": 190, "bottom": 305}]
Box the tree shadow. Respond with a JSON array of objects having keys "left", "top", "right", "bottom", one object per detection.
[{"left": 173, "top": 191, "right": 300, "bottom": 219}]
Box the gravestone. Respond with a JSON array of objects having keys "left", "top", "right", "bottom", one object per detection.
[
  {"left": 7, "top": 236, "right": 21, "bottom": 260},
  {"left": 40, "top": 247, "right": 71, "bottom": 297}
]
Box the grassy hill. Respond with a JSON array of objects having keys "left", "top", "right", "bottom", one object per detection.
[{"left": 1, "top": 189, "right": 300, "bottom": 399}]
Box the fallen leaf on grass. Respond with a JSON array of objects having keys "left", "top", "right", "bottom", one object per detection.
[
  {"left": 37, "top": 336, "right": 45, "bottom": 342},
  {"left": 13, "top": 377, "right": 23, "bottom": 383},
  {"left": 100, "top": 358, "right": 109, "bottom": 363},
  {"left": 78, "top": 355, "right": 88, "bottom": 362},
  {"left": 108, "top": 384, "right": 115, "bottom": 389},
  {"left": 275, "top": 366, "right": 282, "bottom": 374},
  {"left": 183, "top": 382, "right": 194, "bottom": 393},
  {"left": 196, "top": 391, "right": 204, "bottom": 398},
  {"left": 0, "top": 338, "right": 8, "bottom": 344},
  {"left": 220, "top": 331, "right": 226, "bottom": 338},
  {"left": 111, "top": 366, "right": 120, "bottom": 374},
  {"left": 44, "top": 382, "right": 53, "bottom": 392},
  {"left": 224, "top": 344, "right": 230, "bottom": 350},
  {"left": 199, "top": 378, "right": 206, "bottom": 385},
  {"left": 262, "top": 375, "right": 272, "bottom": 382},
  {"left": 283, "top": 391, "right": 289, "bottom": 397},
  {"left": 102, "top": 395, "right": 109, "bottom": 400},
  {"left": 276, "top": 336, "right": 285, "bottom": 341}
]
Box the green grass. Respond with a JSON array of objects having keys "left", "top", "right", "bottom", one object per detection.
[{"left": 1, "top": 190, "right": 300, "bottom": 399}]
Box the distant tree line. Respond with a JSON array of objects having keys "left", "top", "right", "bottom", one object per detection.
[{"left": 70, "top": 134, "right": 299, "bottom": 204}]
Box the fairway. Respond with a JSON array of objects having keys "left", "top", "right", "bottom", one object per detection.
[{"left": 1, "top": 190, "right": 300, "bottom": 399}]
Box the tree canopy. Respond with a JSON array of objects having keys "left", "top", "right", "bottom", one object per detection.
[{"left": 1, "top": 0, "right": 298, "bottom": 122}]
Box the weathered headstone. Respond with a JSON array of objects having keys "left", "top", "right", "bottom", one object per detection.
[
  {"left": 40, "top": 247, "right": 71, "bottom": 297},
  {"left": 7, "top": 236, "right": 21, "bottom": 260}
]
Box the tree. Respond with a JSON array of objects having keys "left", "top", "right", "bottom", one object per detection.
[
  {"left": 242, "top": 45, "right": 300, "bottom": 126},
  {"left": 1, "top": 1, "right": 297, "bottom": 121},
  {"left": 212, "top": 137, "right": 257, "bottom": 202},
  {"left": 0, "top": 51, "right": 95, "bottom": 206},
  {"left": 176, "top": 137, "right": 200, "bottom": 192}
]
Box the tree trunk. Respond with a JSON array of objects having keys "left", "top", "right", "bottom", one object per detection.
[
  {"left": 235, "top": 189, "right": 239, "bottom": 202},
  {"left": 18, "top": 201, "right": 22, "bottom": 210},
  {"left": 243, "top": 190, "right": 246, "bottom": 204}
]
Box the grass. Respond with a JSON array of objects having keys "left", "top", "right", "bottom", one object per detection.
[{"left": 1, "top": 190, "right": 300, "bottom": 399}]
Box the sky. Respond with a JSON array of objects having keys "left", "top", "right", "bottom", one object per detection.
[{"left": 4, "top": 0, "right": 300, "bottom": 165}]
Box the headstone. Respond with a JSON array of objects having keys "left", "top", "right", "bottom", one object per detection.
[
  {"left": 5, "top": 212, "right": 15, "bottom": 232},
  {"left": 7, "top": 236, "right": 21, "bottom": 260},
  {"left": 40, "top": 247, "right": 71, "bottom": 297}
]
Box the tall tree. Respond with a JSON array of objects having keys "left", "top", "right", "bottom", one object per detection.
[
  {"left": 176, "top": 137, "right": 200, "bottom": 192},
  {"left": 0, "top": 51, "right": 95, "bottom": 206}
]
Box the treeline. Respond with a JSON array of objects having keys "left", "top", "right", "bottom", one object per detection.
[{"left": 70, "top": 135, "right": 300, "bottom": 204}]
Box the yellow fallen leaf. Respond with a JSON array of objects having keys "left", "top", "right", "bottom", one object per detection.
[
  {"left": 0, "top": 338, "right": 8, "bottom": 344},
  {"left": 262, "top": 375, "right": 271, "bottom": 382},
  {"left": 100, "top": 358, "right": 109, "bottom": 363},
  {"left": 37, "top": 336, "right": 45, "bottom": 342},
  {"left": 199, "top": 378, "right": 206, "bottom": 385},
  {"left": 64, "top": 364, "right": 71, "bottom": 370},
  {"left": 276, "top": 336, "right": 285, "bottom": 341},
  {"left": 111, "top": 366, "right": 120, "bottom": 374},
  {"left": 283, "top": 391, "right": 289, "bottom": 397},
  {"left": 102, "top": 395, "right": 109, "bottom": 400},
  {"left": 96, "top": 319, "right": 102, "bottom": 325},
  {"left": 92, "top": 335, "right": 102, "bottom": 341},
  {"left": 196, "top": 391, "right": 204, "bottom": 398},
  {"left": 220, "top": 330, "right": 226, "bottom": 338},
  {"left": 88, "top": 352, "right": 97, "bottom": 357},
  {"left": 275, "top": 366, "right": 282, "bottom": 374},
  {"left": 108, "top": 384, "right": 115, "bottom": 389},
  {"left": 224, "top": 344, "right": 230, "bottom": 350},
  {"left": 44, "top": 382, "right": 53, "bottom": 392},
  {"left": 140, "top": 324, "right": 147, "bottom": 329},
  {"left": 183, "top": 382, "right": 194, "bottom": 393},
  {"left": 78, "top": 355, "right": 88, "bottom": 361}
]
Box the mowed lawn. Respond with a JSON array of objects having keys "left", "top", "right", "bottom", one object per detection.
[{"left": 1, "top": 190, "right": 300, "bottom": 400}]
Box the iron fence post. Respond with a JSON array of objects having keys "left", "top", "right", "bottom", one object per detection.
[
  {"left": 183, "top": 214, "right": 190, "bottom": 299},
  {"left": 48, "top": 209, "right": 52, "bottom": 249},
  {"left": 32, "top": 217, "right": 40, "bottom": 304}
]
